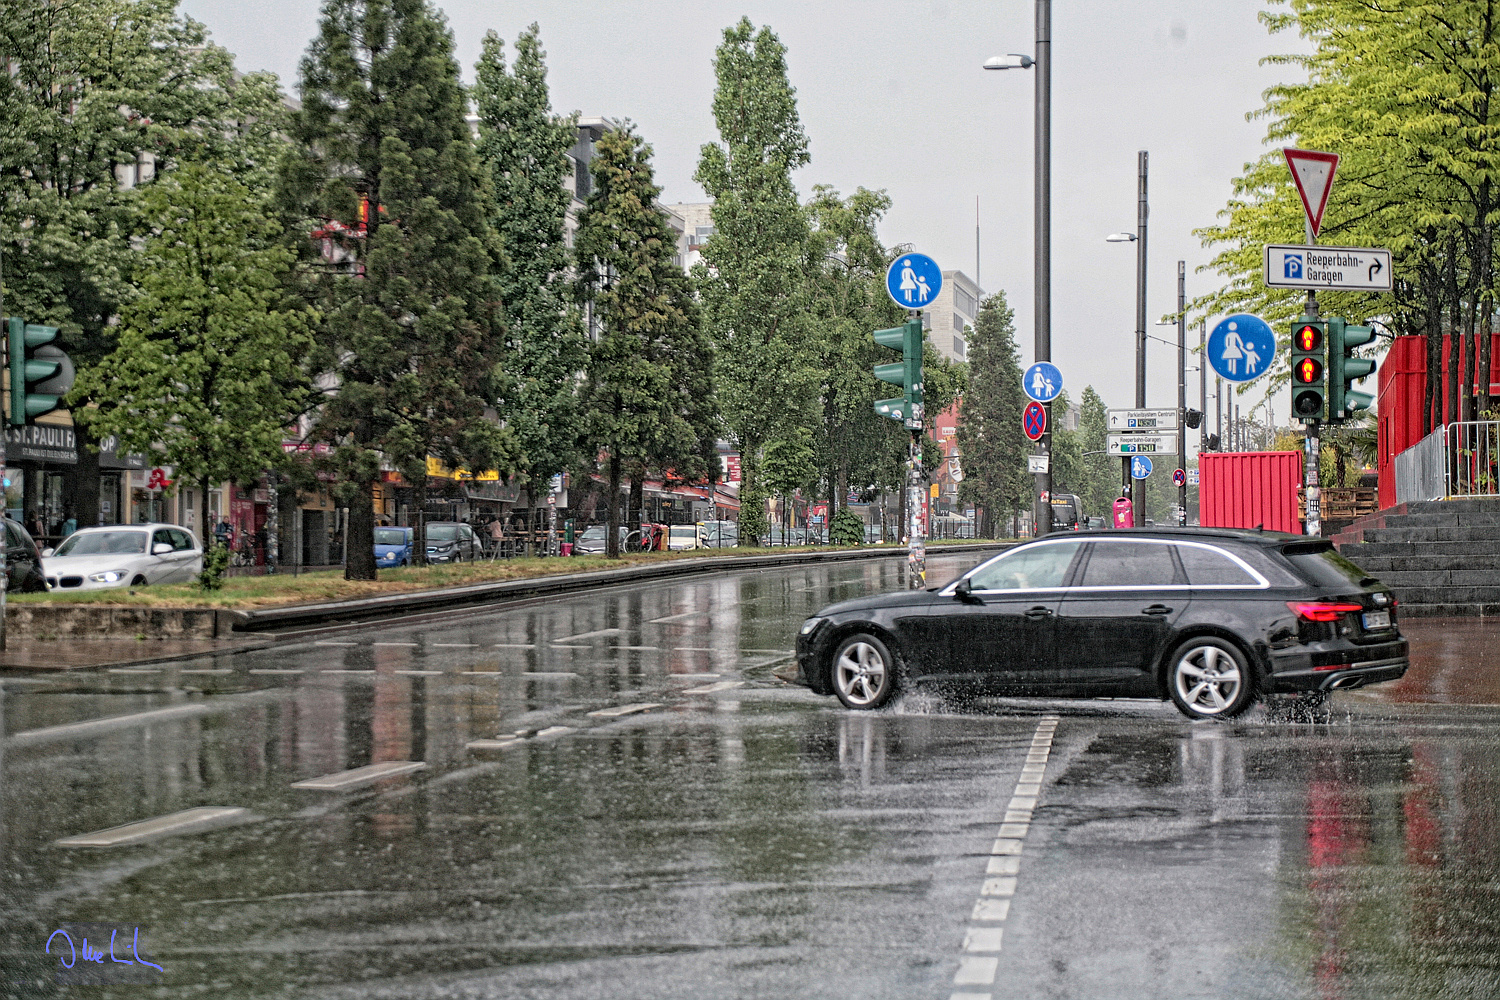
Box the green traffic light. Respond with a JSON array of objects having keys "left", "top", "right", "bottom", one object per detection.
[
  {"left": 1327, "top": 319, "right": 1378, "bottom": 421},
  {"left": 6, "top": 316, "right": 69, "bottom": 425},
  {"left": 871, "top": 317, "right": 924, "bottom": 427}
]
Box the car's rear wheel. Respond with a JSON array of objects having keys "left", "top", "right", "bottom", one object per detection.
[
  {"left": 1167, "top": 637, "right": 1253, "bottom": 719},
  {"left": 831, "top": 633, "right": 897, "bottom": 710}
]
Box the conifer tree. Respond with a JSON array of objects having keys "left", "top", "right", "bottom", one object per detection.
[
  {"left": 575, "top": 125, "right": 718, "bottom": 558},
  {"left": 474, "top": 25, "right": 587, "bottom": 543},
  {"left": 957, "top": 292, "right": 1028, "bottom": 537},
  {"left": 281, "top": 0, "right": 509, "bottom": 579},
  {"left": 695, "top": 19, "right": 814, "bottom": 542}
]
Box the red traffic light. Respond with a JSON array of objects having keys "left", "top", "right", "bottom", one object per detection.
[
  {"left": 1294, "top": 357, "right": 1323, "bottom": 383},
  {"left": 1295, "top": 324, "right": 1322, "bottom": 351}
]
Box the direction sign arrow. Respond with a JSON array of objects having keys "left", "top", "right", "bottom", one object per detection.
[
  {"left": 1107, "top": 408, "right": 1179, "bottom": 432},
  {"left": 1284, "top": 148, "right": 1339, "bottom": 237},
  {"left": 1107, "top": 433, "right": 1175, "bottom": 456},
  {"left": 1264, "top": 245, "right": 1393, "bottom": 291}
]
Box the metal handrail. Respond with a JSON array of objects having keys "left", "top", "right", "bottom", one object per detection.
[{"left": 1446, "top": 421, "right": 1500, "bottom": 498}]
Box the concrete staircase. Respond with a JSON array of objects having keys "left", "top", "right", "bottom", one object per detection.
[{"left": 1332, "top": 497, "right": 1500, "bottom": 617}]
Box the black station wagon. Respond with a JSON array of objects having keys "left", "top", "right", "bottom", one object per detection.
[{"left": 793, "top": 528, "right": 1409, "bottom": 719}]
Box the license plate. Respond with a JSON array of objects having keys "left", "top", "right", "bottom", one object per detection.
[{"left": 1361, "top": 610, "right": 1390, "bottom": 630}]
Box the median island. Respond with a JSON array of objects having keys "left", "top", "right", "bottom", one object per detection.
[{"left": 19, "top": 541, "right": 995, "bottom": 611}]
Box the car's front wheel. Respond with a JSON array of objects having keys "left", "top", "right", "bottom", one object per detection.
[
  {"left": 1167, "top": 637, "right": 1254, "bottom": 719},
  {"left": 831, "top": 633, "right": 897, "bottom": 710}
]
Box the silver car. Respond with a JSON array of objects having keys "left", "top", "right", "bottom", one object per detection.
[{"left": 42, "top": 523, "right": 204, "bottom": 590}]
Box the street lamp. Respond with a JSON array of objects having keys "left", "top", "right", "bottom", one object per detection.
[
  {"left": 1104, "top": 150, "right": 1149, "bottom": 521},
  {"left": 985, "top": 0, "right": 1050, "bottom": 535}
]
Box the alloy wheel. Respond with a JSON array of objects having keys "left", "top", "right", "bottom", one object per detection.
[
  {"left": 833, "top": 637, "right": 893, "bottom": 709},
  {"left": 1171, "top": 641, "right": 1247, "bottom": 718}
]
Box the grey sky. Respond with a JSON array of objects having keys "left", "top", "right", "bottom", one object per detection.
[{"left": 181, "top": 0, "right": 1309, "bottom": 422}]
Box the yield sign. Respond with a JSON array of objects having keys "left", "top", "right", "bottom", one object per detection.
[
  {"left": 1283, "top": 148, "right": 1339, "bottom": 237},
  {"left": 1023, "top": 400, "right": 1046, "bottom": 441}
]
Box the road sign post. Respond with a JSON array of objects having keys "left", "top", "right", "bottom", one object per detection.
[
  {"left": 1023, "top": 401, "right": 1047, "bottom": 441},
  {"left": 1277, "top": 149, "right": 1344, "bottom": 537},
  {"left": 882, "top": 255, "right": 942, "bottom": 585},
  {"left": 1023, "top": 362, "right": 1062, "bottom": 537}
]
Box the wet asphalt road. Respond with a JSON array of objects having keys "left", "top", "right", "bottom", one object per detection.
[{"left": 2, "top": 554, "right": 1498, "bottom": 999}]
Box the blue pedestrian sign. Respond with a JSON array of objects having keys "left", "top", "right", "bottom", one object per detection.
[
  {"left": 1207, "top": 313, "right": 1277, "bottom": 383},
  {"left": 886, "top": 253, "right": 943, "bottom": 310},
  {"left": 1023, "top": 362, "right": 1063, "bottom": 403},
  {"left": 1131, "top": 456, "right": 1153, "bottom": 480}
]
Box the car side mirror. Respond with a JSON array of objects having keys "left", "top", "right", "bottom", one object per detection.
[
  {"left": 41, "top": 547, "right": 54, "bottom": 558},
  {"left": 954, "top": 576, "right": 981, "bottom": 603},
  {"left": 152, "top": 542, "right": 173, "bottom": 555}
]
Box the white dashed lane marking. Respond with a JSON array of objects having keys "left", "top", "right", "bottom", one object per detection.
[{"left": 951, "top": 714, "right": 1059, "bottom": 995}]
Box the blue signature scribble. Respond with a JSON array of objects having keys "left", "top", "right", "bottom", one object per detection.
[{"left": 47, "top": 925, "right": 162, "bottom": 983}]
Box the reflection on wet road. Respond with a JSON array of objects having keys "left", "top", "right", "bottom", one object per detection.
[{"left": 2, "top": 554, "right": 1497, "bottom": 999}]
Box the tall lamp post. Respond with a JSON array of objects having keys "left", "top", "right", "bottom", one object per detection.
[
  {"left": 985, "top": 0, "right": 1050, "bottom": 535},
  {"left": 1105, "top": 154, "right": 1149, "bottom": 520}
]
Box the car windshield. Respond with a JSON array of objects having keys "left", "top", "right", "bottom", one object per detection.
[
  {"left": 580, "top": 526, "right": 606, "bottom": 540},
  {"left": 374, "top": 528, "right": 408, "bottom": 545},
  {"left": 426, "top": 525, "right": 458, "bottom": 541},
  {"left": 670, "top": 526, "right": 696, "bottom": 537},
  {"left": 1284, "top": 545, "right": 1371, "bottom": 589},
  {"left": 54, "top": 531, "right": 147, "bottom": 556}
]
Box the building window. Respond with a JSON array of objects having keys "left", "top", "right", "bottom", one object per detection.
[
  {"left": 574, "top": 157, "right": 591, "bottom": 201},
  {"left": 953, "top": 313, "right": 965, "bottom": 331},
  {"left": 955, "top": 286, "right": 978, "bottom": 317},
  {"left": 689, "top": 225, "right": 714, "bottom": 249},
  {"left": 953, "top": 336, "right": 966, "bottom": 359}
]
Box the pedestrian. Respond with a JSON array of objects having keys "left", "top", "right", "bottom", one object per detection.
[
  {"left": 487, "top": 516, "right": 505, "bottom": 554},
  {"left": 60, "top": 510, "right": 77, "bottom": 538}
]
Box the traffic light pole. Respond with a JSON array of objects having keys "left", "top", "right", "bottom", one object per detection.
[
  {"left": 907, "top": 429, "right": 925, "bottom": 589},
  {"left": 1176, "top": 260, "right": 1187, "bottom": 526},
  {"left": 1304, "top": 287, "right": 1321, "bottom": 537}
]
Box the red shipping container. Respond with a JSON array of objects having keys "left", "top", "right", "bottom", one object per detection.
[
  {"left": 1199, "top": 452, "right": 1303, "bottom": 534},
  {"left": 1375, "top": 333, "right": 1500, "bottom": 510}
]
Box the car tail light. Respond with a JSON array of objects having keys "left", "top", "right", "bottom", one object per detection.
[{"left": 1287, "top": 601, "right": 1364, "bottom": 622}]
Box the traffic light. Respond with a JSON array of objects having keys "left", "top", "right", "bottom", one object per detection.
[
  {"left": 1289, "top": 317, "right": 1326, "bottom": 422},
  {"left": 1327, "top": 318, "right": 1376, "bottom": 422},
  {"left": 6, "top": 317, "right": 74, "bottom": 425},
  {"left": 872, "top": 317, "right": 924, "bottom": 429}
]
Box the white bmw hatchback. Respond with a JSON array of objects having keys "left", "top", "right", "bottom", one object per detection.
[{"left": 42, "top": 523, "right": 204, "bottom": 591}]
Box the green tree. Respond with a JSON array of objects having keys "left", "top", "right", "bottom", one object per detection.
[
  {"left": 957, "top": 292, "right": 1027, "bottom": 537},
  {"left": 0, "top": 0, "right": 287, "bottom": 523},
  {"left": 281, "top": 0, "right": 509, "bottom": 579},
  {"left": 803, "top": 186, "right": 909, "bottom": 517},
  {"left": 72, "top": 166, "right": 313, "bottom": 549},
  {"left": 695, "top": 18, "right": 815, "bottom": 534},
  {"left": 1076, "top": 385, "right": 1115, "bottom": 519},
  {"left": 575, "top": 125, "right": 718, "bottom": 559},
  {"left": 1197, "top": 0, "right": 1500, "bottom": 425},
  {"left": 473, "top": 24, "right": 587, "bottom": 541}
]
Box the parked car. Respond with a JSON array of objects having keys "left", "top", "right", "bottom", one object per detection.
[
  {"left": 792, "top": 528, "right": 1408, "bottom": 719},
  {"left": 42, "top": 523, "right": 203, "bottom": 590},
  {"left": 701, "top": 520, "right": 739, "bottom": 548},
  {"left": 666, "top": 524, "right": 702, "bottom": 551},
  {"left": 572, "top": 524, "right": 610, "bottom": 555},
  {"left": 374, "top": 526, "right": 413, "bottom": 567},
  {"left": 5, "top": 517, "right": 47, "bottom": 593},
  {"left": 423, "top": 522, "right": 482, "bottom": 563},
  {"left": 1087, "top": 515, "right": 1107, "bottom": 530}
]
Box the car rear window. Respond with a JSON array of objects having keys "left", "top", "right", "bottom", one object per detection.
[
  {"left": 1177, "top": 544, "right": 1259, "bottom": 586},
  {"left": 1283, "top": 546, "right": 1371, "bottom": 589},
  {"left": 1078, "top": 541, "right": 1183, "bottom": 587}
]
